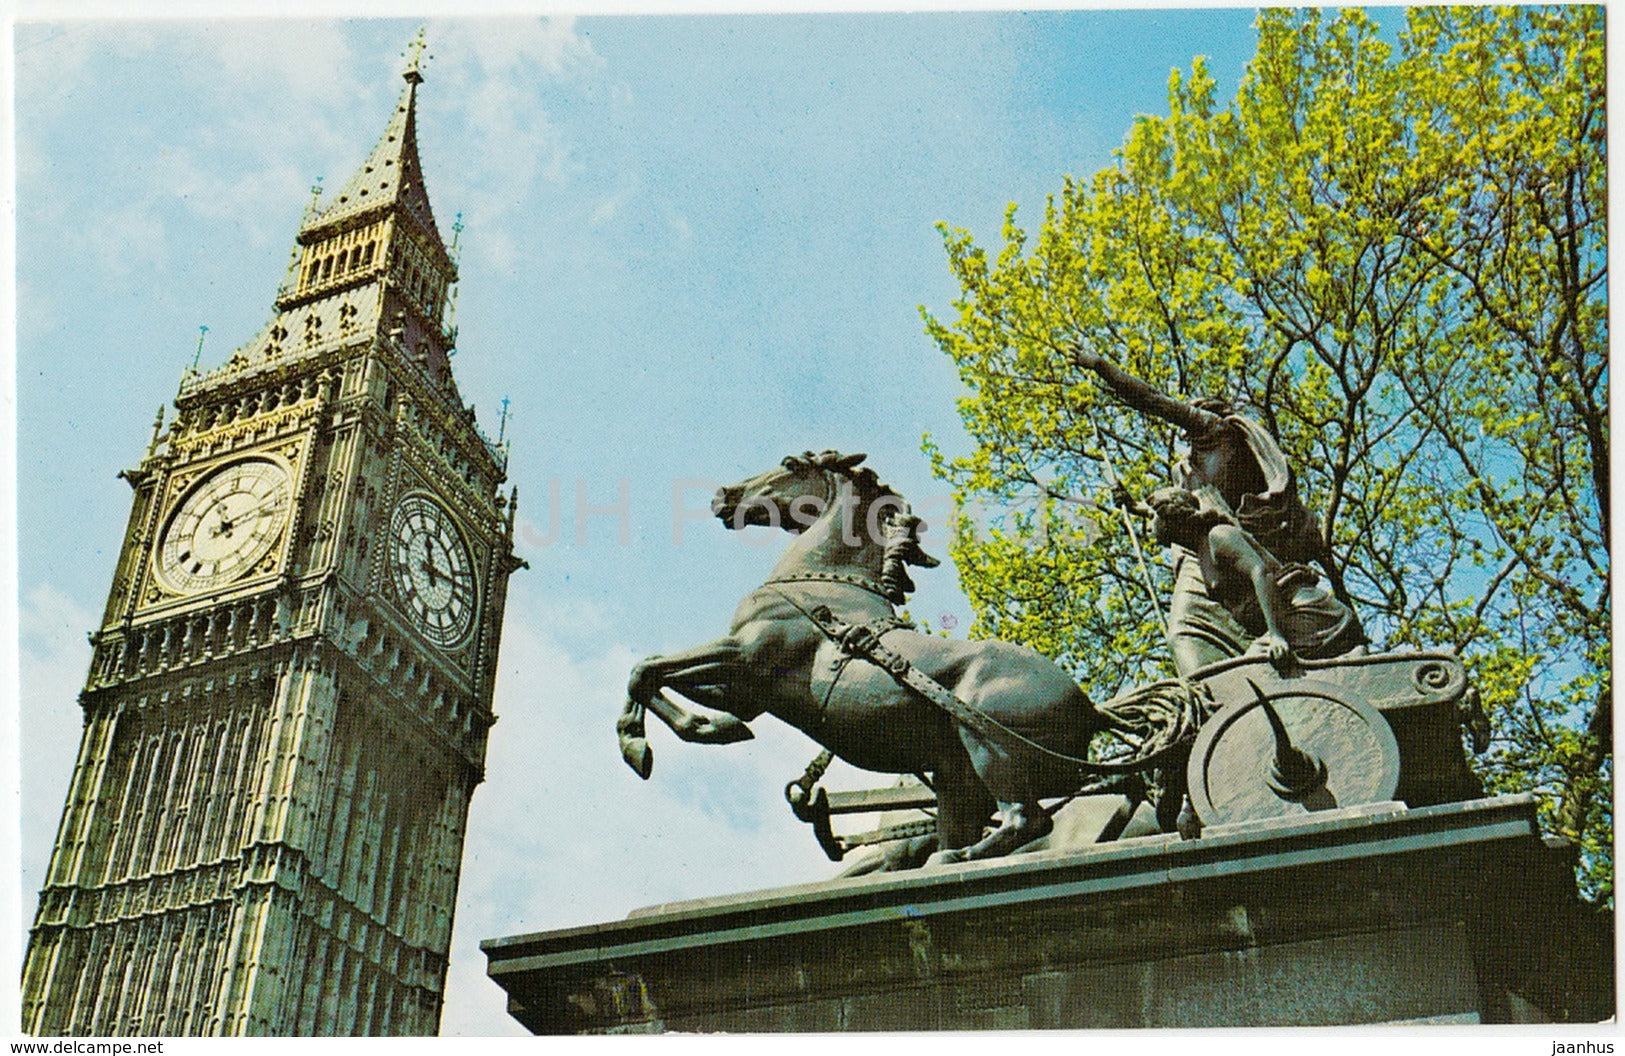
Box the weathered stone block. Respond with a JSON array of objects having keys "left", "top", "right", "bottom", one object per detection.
[{"left": 485, "top": 795, "right": 1612, "bottom": 1033}]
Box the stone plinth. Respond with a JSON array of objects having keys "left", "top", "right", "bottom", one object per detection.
[{"left": 482, "top": 794, "right": 1611, "bottom": 1033}]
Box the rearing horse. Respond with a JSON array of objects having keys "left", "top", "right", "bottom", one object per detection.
[{"left": 617, "top": 450, "right": 1106, "bottom": 863}]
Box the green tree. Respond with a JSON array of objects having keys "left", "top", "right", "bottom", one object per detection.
[{"left": 924, "top": 7, "right": 1609, "bottom": 899}]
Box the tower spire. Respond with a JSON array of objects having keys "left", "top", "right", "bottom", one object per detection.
[
  {"left": 257, "top": 44, "right": 460, "bottom": 391},
  {"left": 298, "top": 32, "right": 446, "bottom": 252},
  {"left": 301, "top": 176, "right": 324, "bottom": 225}
]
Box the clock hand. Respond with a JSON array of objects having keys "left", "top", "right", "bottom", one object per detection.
[
  {"left": 421, "top": 535, "right": 443, "bottom": 584},
  {"left": 199, "top": 501, "right": 234, "bottom": 539},
  {"left": 209, "top": 494, "right": 286, "bottom": 537}
]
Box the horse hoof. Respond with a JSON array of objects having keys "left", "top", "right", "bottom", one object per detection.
[
  {"left": 620, "top": 737, "right": 653, "bottom": 779},
  {"left": 705, "top": 713, "right": 755, "bottom": 744}
]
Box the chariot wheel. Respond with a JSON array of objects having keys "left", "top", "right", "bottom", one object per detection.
[{"left": 1186, "top": 678, "right": 1400, "bottom": 828}]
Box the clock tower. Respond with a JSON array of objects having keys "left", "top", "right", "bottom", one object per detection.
[{"left": 21, "top": 54, "right": 522, "bottom": 1036}]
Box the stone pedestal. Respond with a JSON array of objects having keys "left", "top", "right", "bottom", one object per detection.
[{"left": 482, "top": 794, "right": 1611, "bottom": 1032}]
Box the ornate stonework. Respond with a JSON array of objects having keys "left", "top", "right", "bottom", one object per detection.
[{"left": 22, "top": 59, "right": 521, "bottom": 1036}]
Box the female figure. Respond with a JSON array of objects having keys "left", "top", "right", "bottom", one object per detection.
[{"left": 1075, "top": 346, "right": 1326, "bottom": 673}]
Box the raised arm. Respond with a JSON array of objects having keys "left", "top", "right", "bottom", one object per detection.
[{"left": 1072, "top": 344, "right": 1217, "bottom": 436}]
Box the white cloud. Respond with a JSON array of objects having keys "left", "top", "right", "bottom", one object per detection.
[
  {"left": 466, "top": 228, "right": 520, "bottom": 274},
  {"left": 18, "top": 586, "right": 97, "bottom": 921},
  {"left": 150, "top": 146, "right": 315, "bottom": 249},
  {"left": 589, "top": 175, "right": 638, "bottom": 228},
  {"left": 13, "top": 22, "right": 165, "bottom": 119},
  {"left": 193, "top": 19, "right": 364, "bottom": 108},
  {"left": 14, "top": 278, "right": 64, "bottom": 350},
  {"left": 430, "top": 16, "right": 599, "bottom": 81},
  {"left": 420, "top": 18, "right": 599, "bottom": 275},
  {"left": 17, "top": 22, "right": 377, "bottom": 293},
  {"left": 73, "top": 201, "right": 169, "bottom": 278}
]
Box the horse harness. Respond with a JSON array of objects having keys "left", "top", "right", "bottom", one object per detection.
[{"left": 767, "top": 583, "right": 1178, "bottom": 778}]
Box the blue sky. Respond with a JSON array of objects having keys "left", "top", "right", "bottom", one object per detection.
[{"left": 11, "top": 10, "right": 1267, "bottom": 1035}]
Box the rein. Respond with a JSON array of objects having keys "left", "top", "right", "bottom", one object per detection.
[{"left": 768, "top": 586, "right": 1193, "bottom": 777}]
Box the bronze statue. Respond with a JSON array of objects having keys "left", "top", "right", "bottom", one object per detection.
[
  {"left": 1136, "top": 487, "right": 1366, "bottom": 664},
  {"left": 1073, "top": 346, "right": 1327, "bottom": 674},
  {"left": 617, "top": 451, "right": 1120, "bottom": 864}
]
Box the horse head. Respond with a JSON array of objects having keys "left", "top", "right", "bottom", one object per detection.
[
  {"left": 710, "top": 449, "right": 866, "bottom": 530},
  {"left": 712, "top": 450, "right": 940, "bottom": 604}
]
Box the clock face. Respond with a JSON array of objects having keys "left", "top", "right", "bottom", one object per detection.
[
  {"left": 389, "top": 493, "right": 477, "bottom": 648},
  {"left": 155, "top": 458, "right": 294, "bottom": 594}
]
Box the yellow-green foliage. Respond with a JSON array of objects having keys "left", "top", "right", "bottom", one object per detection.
[{"left": 924, "top": 7, "right": 1609, "bottom": 901}]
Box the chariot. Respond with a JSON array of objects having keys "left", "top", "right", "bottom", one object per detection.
[
  {"left": 785, "top": 648, "right": 1487, "bottom": 862},
  {"left": 619, "top": 451, "right": 1486, "bottom": 867}
]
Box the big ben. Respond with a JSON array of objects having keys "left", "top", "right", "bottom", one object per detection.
[{"left": 21, "top": 48, "right": 522, "bottom": 1036}]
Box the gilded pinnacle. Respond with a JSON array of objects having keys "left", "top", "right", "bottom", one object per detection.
[{"left": 402, "top": 26, "right": 429, "bottom": 84}]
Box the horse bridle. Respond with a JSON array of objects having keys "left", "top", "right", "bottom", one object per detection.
[{"left": 759, "top": 462, "right": 900, "bottom": 602}]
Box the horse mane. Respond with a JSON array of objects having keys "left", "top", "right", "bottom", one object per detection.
[
  {"left": 788, "top": 450, "right": 942, "bottom": 604},
  {"left": 788, "top": 449, "right": 895, "bottom": 503}
]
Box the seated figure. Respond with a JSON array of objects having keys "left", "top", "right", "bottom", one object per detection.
[
  {"left": 1075, "top": 346, "right": 1332, "bottom": 674},
  {"left": 1137, "top": 487, "right": 1367, "bottom": 667}
]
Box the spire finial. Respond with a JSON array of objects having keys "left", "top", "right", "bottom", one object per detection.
[
  {"left": 402, "top": 26, "right": 430, "bottom": 84},
  {"left": 190, "top": 325, "right": 209, "bottom": 373},
  {"left": 302, "top": 176, "right": 323, "bottom": 220},
  {"left": 147, "top": 405, "right": 166, "bottom": 455}
]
